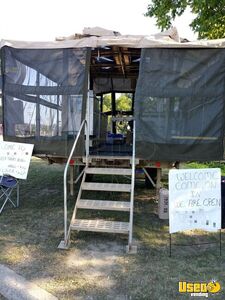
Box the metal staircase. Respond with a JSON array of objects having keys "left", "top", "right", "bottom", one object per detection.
[{"left": 58, "top": 119, "right": 136, "bottom": 252}]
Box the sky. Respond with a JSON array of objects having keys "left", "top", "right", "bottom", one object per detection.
[{"left": 0, "top": 0, "right": 197, "bottom": 41}]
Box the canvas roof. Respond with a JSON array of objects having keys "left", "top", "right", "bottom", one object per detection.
[{"left": 1, "top": 27, "right": 225, "bottom": 49}]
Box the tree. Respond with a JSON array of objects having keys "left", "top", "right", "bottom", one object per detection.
[
  {"left": 102, "top": 93, "right": 132, "bottom": 112},
  {"left": 102, "top": 94, "right": 112, "bottom": 113},
  {"left": 116, "top": 94, "right": 132, "bottom": 112},
  {"left": 102, "top": 93, "right": 133, "bottom": 133},
  {"left": 145, "top": 0, "right": 225, "bottom": 39}
]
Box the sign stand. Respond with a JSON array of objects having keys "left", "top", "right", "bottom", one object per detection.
[{"left": 169, "top": 230, "right": 222, "bottom": 257}]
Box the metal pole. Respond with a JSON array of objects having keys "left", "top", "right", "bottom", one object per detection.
[
  {"left": 57, "top": 94, "right": 60, "bottom": 135},
  {"left": 169, "top": 234, "right": 172, "bottom": 257},
  {"left": 220, "top": 229, "right": 222, "bottom": 256},
  {"left": 17, "top": 181, "right": 19, "bottom": 207},
  {"left": 143, "top": 168, "right": 156, "bottom": 188},
  {"left": 63, "top": 119, "right": 86, "bottom": 246},
  {"left": 63, "top": 170, "right": 68, "bottom": 244},
  {"left": 69, "top": 164, "right": 74, "bottom": 196},
  {"left": 85, "top": 76, "right": 90, "bottom": 167},
  {"left": 36, "top": 72, "right": 40, "bottom": 138},
  {"left": 128, "top": 119, "right": 136, "bottom": 247},
  {"left": 112, "top": 92, "right": 116, "bottom": 134}
]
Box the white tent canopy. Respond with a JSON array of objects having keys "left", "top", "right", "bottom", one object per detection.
[{"left": 1, "top": 27, "right": 225, "bottom": 49}]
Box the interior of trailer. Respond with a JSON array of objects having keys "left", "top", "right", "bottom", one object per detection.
[{"left": 89, "top": 46, "right": 140, "bottom": 157}]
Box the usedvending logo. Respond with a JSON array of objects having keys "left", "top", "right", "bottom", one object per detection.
[{"left": 179, "top": 280, "right": 221, "bottom": 297}]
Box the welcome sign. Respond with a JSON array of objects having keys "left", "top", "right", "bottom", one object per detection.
[
  {"left": 0, "top": 141, "right": 34, "bottom": 179},
  {"left": 169, "top": 168, "right": 221, "bottom": 234}
]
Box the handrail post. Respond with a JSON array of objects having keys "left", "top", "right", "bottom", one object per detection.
[
  {"left": 59, "top": 119, "right": 86, "bottom": 249},
  {"left": 85, "top": 88, "right": 90, "bottom": 167},
  {"left": 63, "top": 168, "right": 68, "bottom": 244},
  {"left": 128, "top": 119, "right": 136, "bottom": 248}
]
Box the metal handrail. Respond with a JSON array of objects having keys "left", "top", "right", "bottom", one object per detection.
[
  {"left": 63, "top": 119, "right": 88, "bottom": 245},
  {"left": 128, "top": 119, "right": 136, "bottom": 248}
]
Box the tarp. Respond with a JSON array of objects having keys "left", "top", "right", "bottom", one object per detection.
[
  {"left": 1, "top": 27, "right": 225, "bottom": 49},
  {"left": 135, "top": 48, "right": 225, "bottom": 161}
]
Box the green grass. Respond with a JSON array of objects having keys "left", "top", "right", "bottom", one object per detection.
[
  {"left": 184, "top": 161, "right": 225, "bottom": 175},
  {"left": 0, "top": 158, "right": 225, "bottom": 299}
]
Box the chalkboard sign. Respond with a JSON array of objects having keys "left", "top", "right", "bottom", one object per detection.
[
  {"left": 169, "top": 168, "right": 221, "bottom": 234},
  {"left": 0, "top": 141, "right": 34, "bottom": 179}
]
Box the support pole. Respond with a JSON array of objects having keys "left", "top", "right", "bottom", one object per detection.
[
  {"left": 112, "top": 92, "right": 116, "bottom": 134},
  {"left": 85, "top": 76, "right": 90, "bottom": 167},
  {"left": 127, "top": 119, "right": 137, "bottom": 254},
  {"left": 169, "top": 234, "right": 172, "bottom": 257},
  {"left": 36, "top": 72, "right": 40, "bottom": 139},
  {"left": 156, "top": 168, "right": 162, "bottom": 200},
  {"left": 69, "top": 164, "right": 74, "bottom": 196}
]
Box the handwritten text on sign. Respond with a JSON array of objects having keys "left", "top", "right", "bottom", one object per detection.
[
  {"left": 169, "top": 168, "right": 221, "bottom": 234},
  {"left": 0, "top": 141, "right": 34, "bottom": 179}
]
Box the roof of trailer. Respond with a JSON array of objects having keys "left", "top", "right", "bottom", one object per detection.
[{"left": 1, "top": 27, "right": 225, "bottom": 49}]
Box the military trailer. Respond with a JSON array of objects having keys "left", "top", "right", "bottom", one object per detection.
[{"left": 1, "top": 27, "right": 225, "bottom": 250}]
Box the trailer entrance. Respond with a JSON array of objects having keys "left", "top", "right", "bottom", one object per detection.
[{"left": 89, "top": 46, "right": 140, "bottom": 157}]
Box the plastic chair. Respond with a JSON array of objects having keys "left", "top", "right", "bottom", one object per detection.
[{"left": 0, "top": 175, "right": 19, "bottom": 214}]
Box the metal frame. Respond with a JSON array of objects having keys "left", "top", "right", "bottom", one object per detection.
[
  {"left": 0, "top": 176, "right": 19, "bottom": 214},
  {"left": 59, "top": 76, "right": 91, "bottom": 249},
  {"left": 128, "top": 119, "right": 136, "bottom": 251},
  {"left": 142, "top": 168, "right": 156, "bottom": 188},
  {"left": 59, "top": 90, "right": 137, "bottom": 252}
]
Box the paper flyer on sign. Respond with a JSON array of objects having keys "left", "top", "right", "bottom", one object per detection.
[
  {"left": 0, "top": 141, "right": 34, "bottom": 179},
  {"left": 169, "top": 168, "right": 221, "bottom": 234}
]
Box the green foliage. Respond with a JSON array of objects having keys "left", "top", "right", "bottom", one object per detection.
[
  {"left": 145, "top": 0, "right": 225, "bottom": 39},
  {"left": 184, "top": 161, "right": 225, "bottom": 175},
  {"left": 116, "top": 94, "right": 132, "bottom": 112},
  {"left": 102, "top": 93, "right": 133, "bottom": 134},
  {"left": 102, "top": 94, "right": 112, "bottom": 112},
  {"left": 102, "top": 93, "right": 132, "bottom": 113}
]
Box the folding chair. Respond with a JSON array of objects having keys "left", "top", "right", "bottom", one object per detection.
[{"left": 0, "top": 175, "right": 19, "bottom": 214}]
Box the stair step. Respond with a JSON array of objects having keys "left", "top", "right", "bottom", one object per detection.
[
  {"left": 77, "top": 199, "right": 130, "bottom": 211},
  {"left": 82, "top": 182, "right": 131, "bottom": 192},
  {"left": 85, "top": 167, "right": 132, "bottom": 176},
  {"left": 70, "top": 219, "right": 129, "bottom": 234}
]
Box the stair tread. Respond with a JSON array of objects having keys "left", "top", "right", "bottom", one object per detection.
[
  {"left": 77, "top": 199, "right": 130, "bottom": 211},
  {"left": 86, "top": 167, "right": 132, "bottom": 176},
  {"left": 70, "top": 219, "right": 129, "bottom": 234},
  {"left": 82, "top": 182, "right": 131, "bottom": 192}
]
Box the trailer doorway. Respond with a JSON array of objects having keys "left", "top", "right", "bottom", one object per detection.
[
  {"left": 89, "top": 92, "right": 134, "bottom": 156},
  {"left": 89, "top": 46, "right": 140, "bottom": 157}
]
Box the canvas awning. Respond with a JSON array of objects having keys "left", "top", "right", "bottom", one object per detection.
[{"left": 1, "top": 27, "right": 225, "bottom": 49}]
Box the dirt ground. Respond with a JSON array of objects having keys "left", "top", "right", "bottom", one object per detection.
[{"left": 1, "top": 159, "right": 225, "bottom": 300}]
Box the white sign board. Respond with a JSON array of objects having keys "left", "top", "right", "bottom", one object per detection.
[
  {"left": 169, "top": 168, "right": 221, "bottom": 234},
  {"left": 0, "top": 141, "right": 34, "bottom": 179}
]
